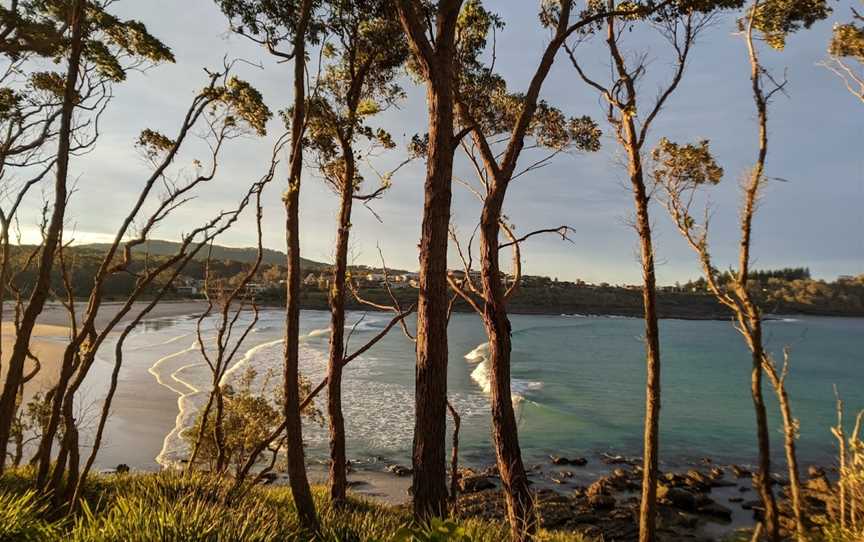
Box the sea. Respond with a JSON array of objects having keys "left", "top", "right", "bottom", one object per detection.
[{"left": 92, "top": 309, "right": 864, "bottom": 474}]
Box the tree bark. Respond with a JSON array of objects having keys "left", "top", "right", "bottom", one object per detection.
[
  {"left": 411, "top": 70, "right": 456, "bottom": 518},
  {"left": 624, "top": 135, "right": 662, "bottom": 542},
  {"left": 282, "top": 0, "right": 318, "bottom": 531},
  {"left": 0, "top": 0, "right": 85, "bottom": 472},
  {"left": 479, "top": 202, "right": 536, "bottom": 541},
  {"left": 393, "top": 0, "right": 465, "bottom": 519},
  {"left": 326, "top": 147, "right": 354, "bottom": 504}
]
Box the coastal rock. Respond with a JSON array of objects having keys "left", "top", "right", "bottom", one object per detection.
[
  {"left": 741, "top": 499, "right": 763, "bottom": 511},
  {"left": 550, "top": 455, "right": 588, "bottom": 466},
  {"left": 385, "top": 464, "right": 412, "bottom": 477},
  {"left": 696, "top": 502, "right": 732, "bottom": 521},
  {"left": 588, "top": 494, "right": 616, "bottom": 510},
  {"left": 459, "top": 475, "right": 496, "bottom": 493},
  {"left": 601, "top": 453, "right": 639, "bottom": 466},
  {"left": 731, "top": 465, "right": 752, "bottom": 479},
  {"left": 805, "top": 474, "right": 831, "bottom": 494},
  {"left": 658, "top": 486, "right": 698, "bottom": 511},
  {"left": 808, "top": 465, "right": 826, "bottom": 479}
]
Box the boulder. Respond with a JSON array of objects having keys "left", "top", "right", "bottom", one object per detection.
[
  {"left": 385, "top": 464, "right": 412, "bottom": 476},
  {"left": 549, "top": 455, "right": 587, "bottom": 466},
  {"left": 459, "top": 475, "right": 496, "bottom": 493},
  {"left": 588, "top": 493, "right": 616, "bottom": 510},
  {"left": 658, "top": 486, "right": 698, "bottom": 512},
  {"left": 696, "top": 502, "right": 733, "bottom": 521},
  {"left": 731, "top": 465, "right": 752, "bottom": 478}
]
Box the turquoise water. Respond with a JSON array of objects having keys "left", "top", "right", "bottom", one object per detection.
[{"left": 129, "top": 310, "right": 864, "bottom": 471}]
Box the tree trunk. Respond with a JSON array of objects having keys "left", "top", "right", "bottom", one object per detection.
[
  {"left": 0, "top": 0, "right": 85, "bottom": 472},
  {"left": 479, "top": 192, "right": 535, "bottom": 540},
  {"left": 618, "top": 118, "right": 662, "bottom": 542},
  {"left": 282, "top": 0, "right": 318, "bottom": 530},
  {"left": 411, "top": 68, "right": 455, "bottom": 519},
  {"left": 770, "top": 367, "right": 804, "bottom": 541},
  {"left": 748, "top": 319, "right": 780, "bottom": 542},
  {"left": 326, "top": 150, "right": 354, "bottom": 504}
]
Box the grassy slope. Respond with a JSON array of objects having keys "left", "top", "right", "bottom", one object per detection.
[{"left": 0, "top": 469, "right": 585, "bottom": 542}]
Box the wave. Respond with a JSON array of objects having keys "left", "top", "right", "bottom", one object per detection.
[{"left": 464, "top": 341, "right": 543, "bottom": 403}]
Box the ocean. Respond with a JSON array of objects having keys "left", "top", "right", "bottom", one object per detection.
[{"left": 93, "top": 309, "right": 864, "bottom": 473}]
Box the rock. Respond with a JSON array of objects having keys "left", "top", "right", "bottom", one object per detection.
[
  {"left": 741, "top": 499, "right": 763, "bottom": 511},
  {"left": 808, "top": 465, "right": 826, "bottom": 479},
  {"left": 549, "top": 455, "right": 587, "bottom": 466},
  {"left": 588, "top": 493, "right": 616, "bottom": 510},
  {"left": 260, "top": 471, "right": 279, "bottom": 484},
  {"left": 728, "top": 496, "right": 744, "bottom": 503},
  {"left": 685, "top": 470, "right": 712, "bottom": 491},
  {"left": 658, "top": 486, "right": 698, "bottom": 512},
  {"left": 731, "top": 465, "right": 752, "bottom": 479},
  {"left": 385, "top": 464, "right": 412, "bottom": 476},
  {"left": 709, "top": 466, "right": 724, "bottom": 479},
  {"left": 459, "top": 475, "right": 496, "bottom": 493},
  {"left": 805, "top": 475, "right": 831, "bottom": 494},
  {"left": 601, "top": 452, "right": 638, "bottom": 465},
  {"left": 697, "top": 502, "right": 732, "bottom": 521}
]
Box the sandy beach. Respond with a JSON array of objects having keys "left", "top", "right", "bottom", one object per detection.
[{"left": 0, "top": 299, "right": 411, "bottom": 503}]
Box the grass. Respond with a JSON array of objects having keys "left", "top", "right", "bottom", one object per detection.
[{"left": 0, "top": 469, "right": 587, "bottom": 541}]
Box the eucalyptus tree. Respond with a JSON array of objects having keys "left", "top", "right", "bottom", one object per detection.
[
  {"left": 826, "top": 1, "right": 863, "bottom": 102},
  {"left": 302, "top": 0, "right": 408, "bottom": 503},
  {"left": 654, "top": 1, "right": 831, "bottom": 539},
  {"left": 564, "top": 1, "right": 745, "bottom": 539},
  {"left": 444, "top": 0, "right": 631, "bottom": 536},
  {"left": 0, "top": 0, "right": 175, "bottom": 474},
  {"left": 214, "top": 0, "right": 322, "bottom": 529},
  {"left": 391, "top": 0, "right": 465, "bottom": 518},
  {"left": 36, "top": 66, "right": 273, "bottom": 506}
]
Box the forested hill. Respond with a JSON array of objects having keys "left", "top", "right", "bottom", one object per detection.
[{"left": 78, "top": 240, "right": 328, "bottom": 270}]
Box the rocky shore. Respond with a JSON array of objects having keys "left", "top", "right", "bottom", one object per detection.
[{"left": 375, "top": 453, "right": 843, "bottom": 541}]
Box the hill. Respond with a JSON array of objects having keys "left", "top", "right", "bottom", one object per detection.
[{"left": 79, "top": 240, "right": 329, "bottom": 270}]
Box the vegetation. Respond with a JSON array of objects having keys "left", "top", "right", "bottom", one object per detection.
[
  {"left": 0, "top": 0, "right": 859, "bottom": 541},
  {"left": 0, "top": 469, "right": 585, "bottom": 542}
]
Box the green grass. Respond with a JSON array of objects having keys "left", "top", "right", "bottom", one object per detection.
[{"left": 0, "top": 469, "right": 587, "bottom": 541}]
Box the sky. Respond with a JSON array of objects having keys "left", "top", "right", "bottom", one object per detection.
[{"left": 16, "top": 0, "right": 863, "bottom": 285}]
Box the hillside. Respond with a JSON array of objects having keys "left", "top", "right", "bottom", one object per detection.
[{"left": 79, "top": 240, "right": 329, "bottom": 270}]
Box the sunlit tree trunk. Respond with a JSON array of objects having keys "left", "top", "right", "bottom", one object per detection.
[
  {"left": 282, "top": 0, "right": 319, "bottom": 531},
  {"left": 326, "top": 144, "right": 354, "bottom": 503},
  {"left": 394, "top": 0, "right": 464, "bottom": 519},
  {"left": 0, "top": 0, "right": 85, "bottom": 472}
]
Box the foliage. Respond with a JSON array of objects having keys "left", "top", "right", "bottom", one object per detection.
[
  {"left": 214, "top": 0, "right": 324, "bottom": 51},
  {"left": 830, "top": 20, "right": 864, "bottom": 61},
  {"left": 0, "top": 470, "right": 587, "bottom": 542},
  {"left": 455, "top": 1, "right": 602, "bottom": 156},
  {"left": 0, "top": 489, "right": 63, "bottom": 541},
  {"left": 301, "top": 0, "right": 408, "bottom": 195},
  {"left": 183, "top": 367, "right": 322, "bottom": 473},
  {"left": 394, "top": 518, "right": 476, "bottom": 542},
  {"left": 651, "top": 138, "right": 723, "bottom": 190},
  {"left": 2, "top": 0, "right": 174, "bottom": 79},
  {"left": 743, "top": 0, "right": 832, "bottom": 50}
]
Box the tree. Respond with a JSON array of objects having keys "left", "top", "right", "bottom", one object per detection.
[
  {"left": 392, "top": 0, "right": 465, "bottom": 519},
  {"left": 0, "top": 0, "right": 175, "bottom": 474},
  {"left": 30, "top": 63, "right": 274, "bottom": 507},
  {"left": 444, "top": 1, "right": 610, "bottom": 537},
  {"left": 654, "top": 3, "right": 831, "bottom": 540},
  {"left": 214, "top": 0, "right": 322, "bottom": 530},
  {"left": 303, "top": 0, "right": 409, "bottom": 504},
  {"left": 565, "top": 1, "right": 740, "bottom": 539},
  {"left": 825, "top": 1, "right": 864, "bottom": 102}
]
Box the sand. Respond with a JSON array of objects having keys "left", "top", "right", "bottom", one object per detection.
[{"left": 0, "top": 300, "right": 409, "bottom": 503}]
